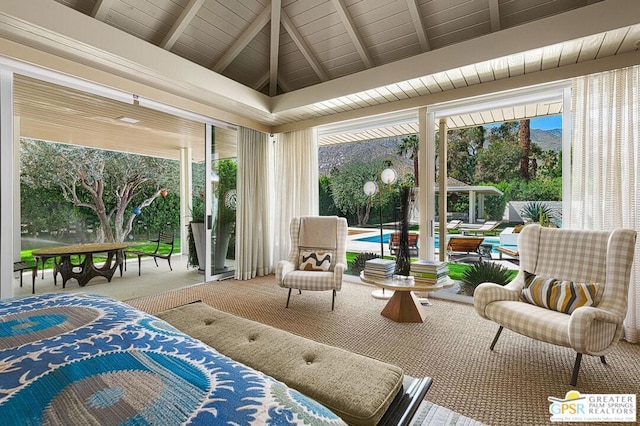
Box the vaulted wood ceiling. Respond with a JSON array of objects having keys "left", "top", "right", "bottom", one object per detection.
[
  {"left": 3, "top": 0, "right": 640, "bottom": 158},
  {"left": 55, "top": 0, "right": 608, "bottom": 98}
]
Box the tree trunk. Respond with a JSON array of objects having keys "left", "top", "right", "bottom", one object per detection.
[
  {"left": 413, "top": 156, "right": 419, "bottom": 187},
  {"left": 519, "top": 119, "right": 531, "bottom": 181}
]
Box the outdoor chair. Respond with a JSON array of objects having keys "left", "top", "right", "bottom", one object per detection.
[
  {"left": 474, "top": 224, "right": 637, "bottom": 386},
  {"left": 460, "top": 220, "right": 501, "bottom": 235},
  {"left": 13, "top": 261, "right": 37, "bottom": 294},
  {"left": 496, "top": 246, "right": 519, "bottom": 265},
  {"left": 446, "top": 236, "right": 490, "bottom": 263},
  {"left": 125, "top": 230, "right": 175, "bottom": 276},
  {"left": 276, "top": 216, "right": 347, "bottom": 310},
  {"left": 389, "top": 232, "right": 419, "bottom": 257}
]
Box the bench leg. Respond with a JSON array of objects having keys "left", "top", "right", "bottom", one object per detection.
[
  {"left": 31, "top": 267, "right": 36, "bottom": 294},
  {"left": 137, "top": 255, "right": 142, "bottom": 276}
]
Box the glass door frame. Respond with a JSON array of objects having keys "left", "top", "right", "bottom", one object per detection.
[{"left": 204, "top": 123, "right": 235, "bottom": 281}]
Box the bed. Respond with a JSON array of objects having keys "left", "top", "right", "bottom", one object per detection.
[{"left": 0, "top": 292, "right": 347, "bottom": 425}]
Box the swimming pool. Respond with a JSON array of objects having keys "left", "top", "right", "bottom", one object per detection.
[{"left": 353, "top": 233, "right": 510, "bottom": 253}]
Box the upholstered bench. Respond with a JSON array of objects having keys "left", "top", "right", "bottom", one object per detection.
[{"left": 156, "top": 302, "right": 431, "bottom": 426}]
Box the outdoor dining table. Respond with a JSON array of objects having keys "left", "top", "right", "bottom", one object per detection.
[{"left": 32, "top": 242, "right": 127, "bottom": 288}]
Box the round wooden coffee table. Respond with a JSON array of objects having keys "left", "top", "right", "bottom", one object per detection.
[{"left": 360, "top": 272, "right": 454, "bottom": 323}]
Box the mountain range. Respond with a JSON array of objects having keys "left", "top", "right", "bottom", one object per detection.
[{"left": 318, "top": 128, "right": 562, "bottom": 176}]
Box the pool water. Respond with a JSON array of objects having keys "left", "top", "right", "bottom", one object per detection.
[{"left": 353, "top": 233, "right": 511, "bottom": 253}]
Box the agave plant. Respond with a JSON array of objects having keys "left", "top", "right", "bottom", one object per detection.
[
  {"left": 459, "top": 261, "right": 513, "bottom": 296},
  {"left": 521, "top": 201, "right": 553, "bottom": 225},
  {"left": 350, "top": 252, "right": 379, "bottom": 275}
]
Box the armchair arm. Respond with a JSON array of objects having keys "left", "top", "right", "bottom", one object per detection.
[
  {"left": 473, "top": 282, "right": 520, "bottom": 319},
  {"left": 333, "top": 263, "right": 346, "bottom": 290},
  {"left": 568, "top": 306, "right": 625, "bottom": 355},
  {"left": 276, "top": 260, "right": 295, "bottom": 286}
]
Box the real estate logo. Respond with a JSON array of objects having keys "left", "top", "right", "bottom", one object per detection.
[{"left": 548, "top": 391, "right": 636, "bottom": 422}]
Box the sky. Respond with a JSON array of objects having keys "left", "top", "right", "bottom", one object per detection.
[
  {"left": 485, "top": 114, "right": 562, "bottom": 130},
  {"left": 530, "top": 115, "right": 562, "bottom": 130}
]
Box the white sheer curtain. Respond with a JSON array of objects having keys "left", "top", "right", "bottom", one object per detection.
[
  {"left": 272, "top": 128, "right": 319, "bottom": 262},
  {"left": 235, "top": 127, "right": 273, "bottom": 280},
  {"left": 570, "top": 65, "right": 640, "bottom": 343}
]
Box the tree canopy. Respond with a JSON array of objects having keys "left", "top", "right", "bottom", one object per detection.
[{"left": 20, "top": 139, "right": 179, "bottom": 243}]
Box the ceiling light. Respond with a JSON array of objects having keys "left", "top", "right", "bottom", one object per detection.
[{"left": 117, "top": 116, "right": 139, "bottom": 124}]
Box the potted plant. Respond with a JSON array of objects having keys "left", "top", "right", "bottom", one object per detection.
[
  {"left": 188, "top": 194, "right": 206, "bottom": 271},
  {"left": 213, "top": 160, "right": 237, "bottom": 272}
]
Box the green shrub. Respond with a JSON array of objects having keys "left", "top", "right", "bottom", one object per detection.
[
  {"left": 350, "top": 252, "right": 379, "bottom": 275},
  {"left": 459, "top": 261, "right": 513, "bottom": 296}
]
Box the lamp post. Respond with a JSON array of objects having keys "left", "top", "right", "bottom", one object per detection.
[{"left": 363, "top": 167, "right": 397, "bottom": 258}]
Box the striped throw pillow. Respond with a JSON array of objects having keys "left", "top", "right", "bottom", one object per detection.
[
  {"left": 521, "top": 271, "right": 601, "bottom": 314},
  {"left": 299, "top": 250, "right": 332, "bottom": 271}
]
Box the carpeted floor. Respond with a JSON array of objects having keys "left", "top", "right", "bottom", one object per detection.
[{"left": 126, "top": 276, "right": 640, "bottom": 426}]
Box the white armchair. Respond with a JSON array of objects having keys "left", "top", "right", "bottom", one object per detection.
[
  {"left": 276, "top": 216, "right": 348, "bottom": 310},
  {"left": 474, "top": 224, "right": 636, "bottom": 385}
]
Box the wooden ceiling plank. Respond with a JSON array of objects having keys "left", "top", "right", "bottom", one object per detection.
[
  {"left": 212, "top": 5, "right": 271, "bottom": 73},
  {"left": 281, "top": 10, "right": 328, "bottom": 81},
  {"left": 160, "top": 0, "right": 206, "bottom": 50},
  {"left": 331, "top": 0, "right": 374, "bottom": 68},
  {"left": 405, "top": 0, "right": 430, "bottom": 51},
  {"left": 270, "top": 0, "right": 282, "bottom": 96},
  {"left": 92, "top": 0, "right": 118, "bottom": 20}
]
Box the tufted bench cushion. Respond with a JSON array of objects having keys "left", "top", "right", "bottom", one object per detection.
[{"left": 156, "top": 302, "right": 406, "bottom": 426}]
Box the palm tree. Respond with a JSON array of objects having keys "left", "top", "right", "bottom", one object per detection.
[{"left": 396, "top": 134, "right": 419, "bottom": 186}]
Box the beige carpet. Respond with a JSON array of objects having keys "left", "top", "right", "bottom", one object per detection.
[{"left": 126, "top": 276, "right": 640, "bottom": 426}]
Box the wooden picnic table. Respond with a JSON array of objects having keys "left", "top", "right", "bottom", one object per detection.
[{"left": 32, "top": 243, "right": 127, "bottom": 288}]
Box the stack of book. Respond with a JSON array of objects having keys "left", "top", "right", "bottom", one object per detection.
[
  {"left": 363, "top": 258, "right": 395, "bottom": 280},
  {"left": 410, "top": 260, "right": 449, "bottom": 285}
]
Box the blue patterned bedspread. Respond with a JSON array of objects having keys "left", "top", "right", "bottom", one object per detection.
[{"left": 0, "top": 293, "right": 346, "bottom": 425}]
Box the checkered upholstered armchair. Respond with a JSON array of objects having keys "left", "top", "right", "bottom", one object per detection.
[
  {"left": 276, "top": 216, "right": 348, "bottom": 310},
  {"left": 474, "top": 224, "right": 636, "bottom": 386}
]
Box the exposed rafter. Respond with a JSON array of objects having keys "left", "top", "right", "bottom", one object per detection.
[
  {"left": 270, "top": 0, "right": 282, "bottom": 96},
  {"left": 331, "top": 0, "right": 374, "bottom": 68},
  {"left": 488, "top": 0, "right": 501, "bottom": 32},
  {"left": 281, "top": 11, "right": 329, "bottom": 81},
  {"left": 91, "top": 0, "right": 117, "bottom": 21},
  {"left": 405, "top": 0, "right": 430, "bottom": 51},
  {"left": 212, "top": 6, "right": 271, "bottom": 74},
  {"left": 160, "top": 0, "right": 205, "bottom": 50},
  {"left": 254, "top": 72, "right": 291, "bottom": 93}
]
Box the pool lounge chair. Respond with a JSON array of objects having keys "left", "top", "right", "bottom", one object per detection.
[
  {"left": 389, "top": 232, "right": 419, "bottom": 257},
  {"left": 446, "top": 236, "right": 491, "bottom": 263},
  {"left": 460, "top": 220, "right": 501, "bottom": 235},
  {"left": 435, "top": 219, "right": 463, "bottom": 231},
  {"left": 496, "top": 246, "right": 519, "bottom": 264}
]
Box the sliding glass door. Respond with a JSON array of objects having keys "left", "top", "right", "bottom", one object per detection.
[{"left": 205, "top": 124, "right": 236, "bottom": 280}]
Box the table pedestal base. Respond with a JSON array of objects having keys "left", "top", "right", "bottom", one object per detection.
[{"left": 381, "top": 291, "right": 427, "bottom": 323}]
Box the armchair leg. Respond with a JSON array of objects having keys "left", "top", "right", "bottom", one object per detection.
[
  {"left": 331, "top": 289, "right": 336, "bottom": 311},
  {"left": 490, "top": 326, "right": 503, "bottom": 350},
  {"left": 571, "top": 353, "right": 583, "bottom": 386},
  {"left": 286, "top": 288, "right": 292, "bottom": 308}
]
